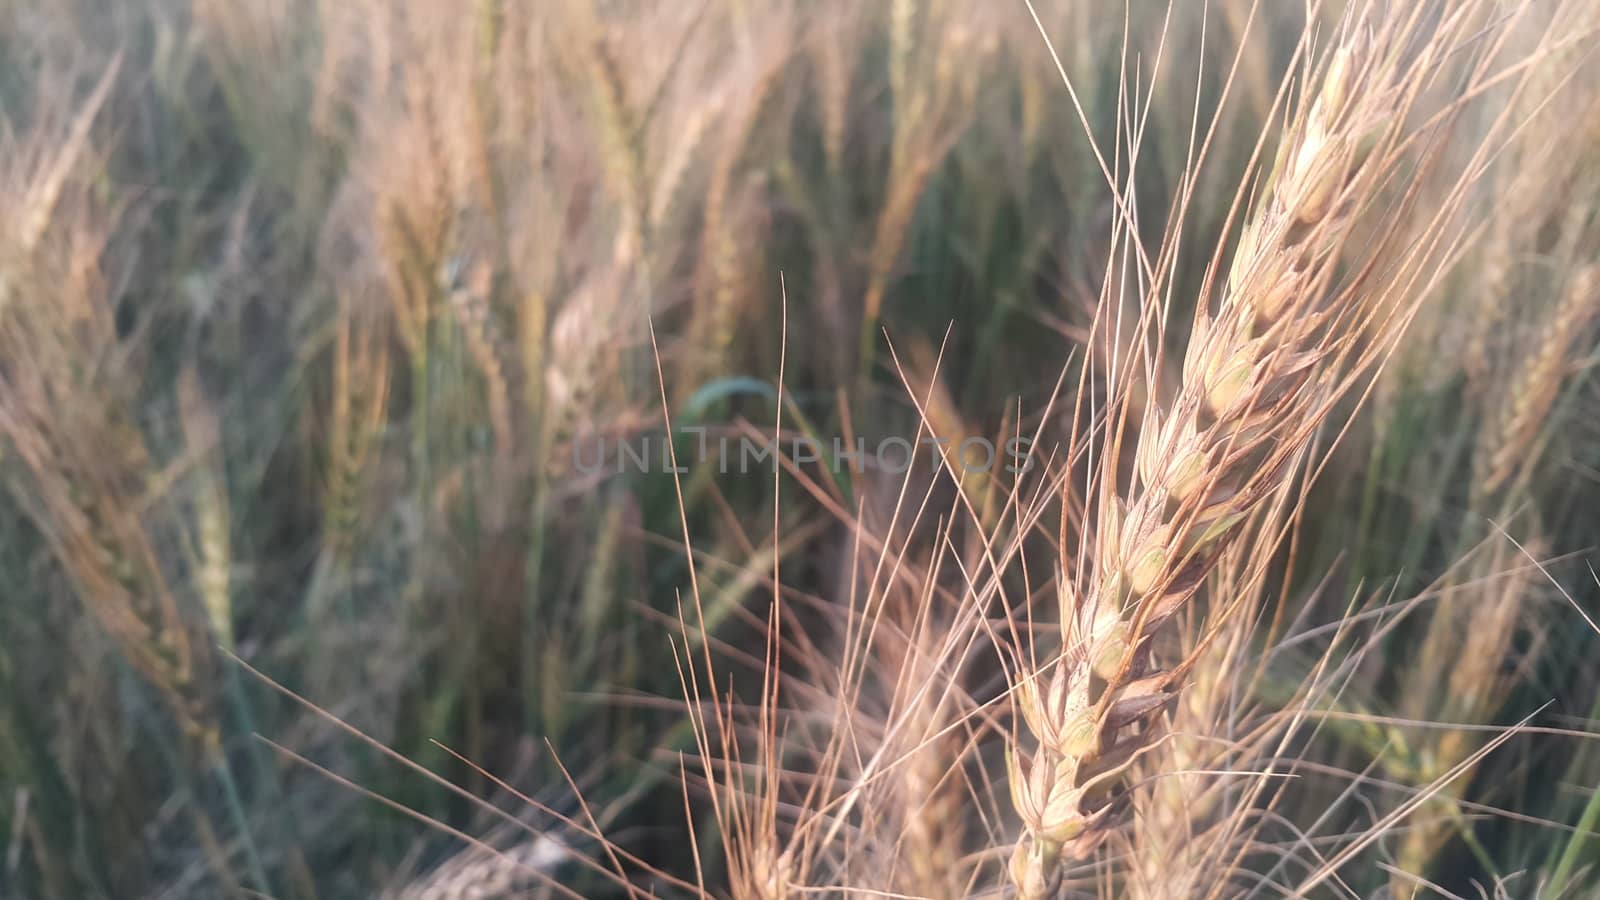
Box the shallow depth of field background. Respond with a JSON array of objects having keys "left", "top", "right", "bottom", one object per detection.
[{"left": 1, "top": 1, "right": 1598, "bottom": 898}]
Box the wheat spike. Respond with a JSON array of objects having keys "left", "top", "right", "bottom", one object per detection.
[
  {"left": 325, "top": 295, "right": 392, "bottom": 560},
  {"left": 178, "top": 366, "right": 233, "bottom": 650},
  {"left": 693, "top": 24, "right": 785, "bottom": 384},
  {"left": 445, "top": 255, "right": 516, "bottom": 526},
  {"left": 1476, "top": 264, "right": 1599, "bottom": 497},
  {"left": 1007, "top": 14, "right": 1456, "bottom": 893},
  {"left": 1391, "top": 539, "right": 1545, "bottom": 896}
]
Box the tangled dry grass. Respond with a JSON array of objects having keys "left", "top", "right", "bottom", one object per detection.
[{"left": 1, "top": 0, "right": 1599, "bottom": 897}]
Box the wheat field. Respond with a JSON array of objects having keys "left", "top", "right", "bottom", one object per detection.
[{"left": 1, "top": 0, "right": 1599, "bottom": 897}]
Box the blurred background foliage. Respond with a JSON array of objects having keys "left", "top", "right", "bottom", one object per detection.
[{"left": 0, "top": 0, "right": 1597, "bottom": 897}]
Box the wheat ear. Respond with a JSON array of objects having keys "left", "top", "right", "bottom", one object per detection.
[
  {"left": 1476, "top": 264, "right": 1600, "bottom": 497},
  {"left": 1007, "top": 17, "right": 1429, "bottom": 895}
]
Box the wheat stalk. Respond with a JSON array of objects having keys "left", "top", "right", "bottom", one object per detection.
[{"left": 1006, "top": 10, "right": 1471, "bottom": 892}]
